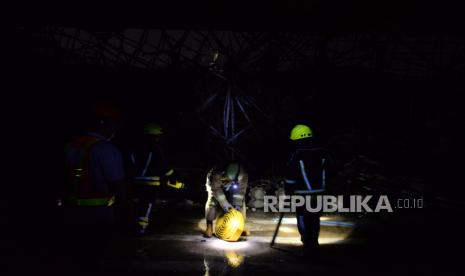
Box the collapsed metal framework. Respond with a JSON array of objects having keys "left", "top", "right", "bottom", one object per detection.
[
  {"left": 196, "top": 74, "right": 265, "bottom": 163},
  {"left": 6, "top": 28, "right": 465, "bottom": 163},
  {"left": 37, "top": 28, "right": 465, "bottom": 77}
]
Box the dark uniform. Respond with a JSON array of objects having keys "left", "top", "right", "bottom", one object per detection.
[
  {"left": 128, "top": 143, "right": 177, "bottom": 233},
  {"left": 285, "top": 140, "right": 330, "bottom": 250}
]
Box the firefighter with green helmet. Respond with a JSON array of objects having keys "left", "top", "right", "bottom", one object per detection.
[
  {"left": 285, "top": 124, "right": 332, "bottom": 255},
  {"left": 128, "top": 122, "right": 184, "bottom": 235},
  {"left": 204, "top": 162, "right": 249, "bottom": 238},
  {"left": 290, "top": 124, "right": 313, "bottom": 140}
]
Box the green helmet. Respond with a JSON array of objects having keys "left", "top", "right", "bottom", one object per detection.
[
  {"left": 226, "top": 163, "right": 243, "bottom": 182},
  {"left": 290, "top": 124, "right": 313, "bottom": 140},
  {"left": 144, "top": 123, "right": 163, "bottom": 135}
]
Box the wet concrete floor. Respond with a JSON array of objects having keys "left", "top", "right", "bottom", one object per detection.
[{"left": 101, "top": 209, "right": 365, "bottom": 275}]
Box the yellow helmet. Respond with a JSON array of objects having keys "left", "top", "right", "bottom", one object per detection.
[
  {"left": 144, "top": 123, "right": 163, "bottom": 135},
  {"left": 290, "top": 124, "right": 313, "bottom": 140},
  {"left": 215, "top": 209, "right": 244, "bottom": 242}
]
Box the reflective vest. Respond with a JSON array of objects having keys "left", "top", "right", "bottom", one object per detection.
[
  {"left": 130, "top": 152, "right": 184, "bottom": 189},
  {"left": 65, "top": 135, "right": 115, "bottom": 206}
]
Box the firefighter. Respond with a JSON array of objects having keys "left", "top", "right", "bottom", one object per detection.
[
  {"left": 284, "top": 124, "right": 331, "bottom": 254},
  {"left": 204, "top": 162, "right": 248, "bottom": 238},
  {"left": 62, "top": 103, "right": 133, "bottom": 271},
  {"left": 128, "top": 122, "right": 184, "bottom": 235}
]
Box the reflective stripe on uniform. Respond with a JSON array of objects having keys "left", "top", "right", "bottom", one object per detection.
[
  {"left": 206, "top": 197, "right": 218, "bottom": 207},
  {"left": 145, "top": 203, "right": 153, "bottom": 218},
  {"left": 138, "top": 216, "right": 149, "bottom": 226},
  {"left": 69, "top": 196, "right": 115, "bottom": 206},
  {"left": 131, "top": 152, "right": 153, "bottom": 177},
  {"left": 142, "top": 152, "right": 152, "bottom": 176},
  {"left": 133, "top": 176, "right": 161, "bottom": 186},
  {"left": 133, "top": 180, "right": 161, "bottom": 186},
  {"left": 298, "top": 160, "right": 326, "bottom": 193},
  {"left": 215, "top": 194, "right": 230, "bottom": 208},
  {"left": 321, "top": 158, "right": 326, "bottom": 190},
  {"left": 285, "top": 179, "right": 297, "bottom": 184},
  {"left": 299, "top": 160, "right": 313, "bottom": 191},
  {"left": 165, "top": 169, "right": 174, "bottom": 176},
  {"left": 134, "top": 176, "right": 161, "bottom": 181},
  {"left": 138, "top": 216, "right": 149, "bottom": 223},
  {"left": 295, "top": 189, "right": 325, "bottom": 194},
  {"left": 232, "top": 194, "right": 244, "bottom": 206}
]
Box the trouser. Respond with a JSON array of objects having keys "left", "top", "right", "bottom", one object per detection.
[
  {"left": 134, "top": 184, "right": 158, "bottom": 230},
  {"left": 205, "top": 195, "right": 246, "bottom": 222},
  {"left": 296, "top": 205, "right": 321, "bottom": 248},
  {"left": 60, "top": 206, "right": 114, "bottom": 272}
]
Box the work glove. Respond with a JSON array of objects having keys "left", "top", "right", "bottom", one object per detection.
[
  {"left": 234, "top": 205, "right": 241, "bottom": 211},
  {"left": 223, "top": 204, "right": 234, "bottom": 213}
]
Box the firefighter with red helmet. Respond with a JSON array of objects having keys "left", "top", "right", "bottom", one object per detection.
[{"left": 62, "top": 103, "right": 133, "bottom": 271}]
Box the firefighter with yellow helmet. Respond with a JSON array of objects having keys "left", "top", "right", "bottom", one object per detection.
[
  {"left": 128, "top": 122, "right": 184, "bottom": 235},
  {"left": 285, "top": 124, "right": 332, "bottom": 255},
  {"left": 204, "top": 162, "right": 249, "bottom": 238}
]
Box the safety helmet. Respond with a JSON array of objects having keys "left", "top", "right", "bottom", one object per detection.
[
  {"left": 290, "top": 124, "right": 313, "bottom": 140},
  {"left": 94, "top": 102, "right": 121, "bottom": 121},
  {"left": 144, "top": 123, "right": 163, "bottom": 135},
  {"left": 92, "top": 102, "right": 121, "bottom": 129},
  {"left": 226, "top": 163, "right": 243, "bottom": 182},
  {"left": 215, "top": 208, "right": 245, "bottom": 242}
]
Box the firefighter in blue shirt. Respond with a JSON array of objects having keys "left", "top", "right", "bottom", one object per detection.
[{"left": 63, "top": 103, "right": 133, "bottom": 271}]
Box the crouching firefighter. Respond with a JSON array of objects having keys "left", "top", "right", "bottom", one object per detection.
[
  {"left": 285, "top": 124, "right": 332, "bottom": 254},
  {"left": 204, "top": 163, "right": 249, "bottom": 238},
  {"left": 128, "top": 123, "right": 185, "bottom": 235}
]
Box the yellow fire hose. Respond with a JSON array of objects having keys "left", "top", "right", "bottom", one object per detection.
[{"left": 215, "top": 209, "right": 244, "bottom": 242}]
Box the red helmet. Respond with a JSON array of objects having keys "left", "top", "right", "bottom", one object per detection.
[{"left": 93, "top": 102, "right": 121, "bottom": 121}]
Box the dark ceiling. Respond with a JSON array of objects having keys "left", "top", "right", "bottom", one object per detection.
[{"left": 2, "top": 0, "right": 464, "bottom": 33}]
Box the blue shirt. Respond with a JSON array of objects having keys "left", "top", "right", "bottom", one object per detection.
[{"left": 65, "top": 132, "right": 125, "bottom": 194}]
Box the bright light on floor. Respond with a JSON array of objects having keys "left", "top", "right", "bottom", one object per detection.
[
  {"left": 279, "top": 218, "right": 297, "bottom": 224},
  {"left": 208, "top": 239, "right": 250, "bottom": 250},
  {"left": 281, "top": 216, "right": 335, "bottom": 223},
  {"left": 271, "top": 236, "right": 349, "bottom": 245},
  {"left": 197, "top": 215, "right": 353, "bottom": 247},
  {"left": 319, "top": 237, "right": 347, "bottom": 244},
  {"left": 279, "top": 226, "right": 297, "bottom": 233}
]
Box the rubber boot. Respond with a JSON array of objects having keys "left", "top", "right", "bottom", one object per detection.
[
  {"left": 204, "top": 221, "right": 213, "bottom": 238},
  {"left": 137, "top": 216, "right": 149, "bottom": 236}
]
